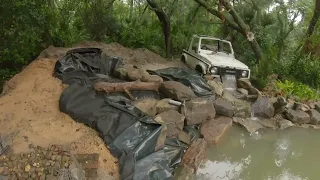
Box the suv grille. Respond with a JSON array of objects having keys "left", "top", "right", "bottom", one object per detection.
[{"left": 219, "top": 67, "right": 242, "bottom": 78}]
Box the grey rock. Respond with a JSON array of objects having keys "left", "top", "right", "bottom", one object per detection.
[
  {"left": 252, "top": 97, "right": 274, "bottom": 118},
  {"left": 258, "top": 119, "right": 278, "bottom": 129},
  {"left": 214, "top": 98, "right": 234, "bottom": 117},
  {"left": 201, "top": 116, "right": 233, "bottom": 143},
  {"left": 286, "top": 99, "right": 295, "bottom": 109},
  {"left": 207, "top": 80, "right": 223, "bottom": 96},
  {"left": 182, "top": 97, "right": 216, "bottom": 125},
  {"left": 315, "top": 102, "right": 320, "bottom": 112},
  {"left": 182, "top": 139, "right": 207, "bottom": 171},
  {"left": 160, "top": 81, "right": 196, "bottom": 101},
  {"left": 154, "top": 110, "right": 185, "bottom": 137},
  {"left": 278, "top": 119, "right": 295, "bottom": 129},
  {"left": 237, "top": 88, "right": 248, "bottom": 96},
  {"left": 286, "top": 109, "right": 310, "bottom": 124},
  {"left": 155, "top": 98, "right": 179, "bottom": 114},
  {"left": 234, "top": 104, "right": 251, "bottom": 118},
  {"left": 237, "top": 79, "right": 261, "bottom": 96},
  {"left": 133, "top": 98, "right": 158, "bottom": 117},
  {"left": 233, "top": 117, "right": 264, "bottom": 133},
  {"left": 309, "top": 109, "right": 320, "bottom": 125},
  {"left": 50, "top": 155, "right": 57, "bottom": 161}
]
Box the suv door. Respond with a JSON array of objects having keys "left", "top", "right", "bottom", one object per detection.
[{"left": 188, "top": 36, "right": 200, "bottom": 69}]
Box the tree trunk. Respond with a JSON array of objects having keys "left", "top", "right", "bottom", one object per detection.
[
  {"left": 94, "top": 81, "right": 161, "bottom": 100},
  {"left": 306, "top": 0, "right": 320, "bottom": 37},
  {"left": 146, "top": 0, "right": 172, "bottom": 57},
  {"left": 220, "top": 0, "right": 263, "bottom": 61}
]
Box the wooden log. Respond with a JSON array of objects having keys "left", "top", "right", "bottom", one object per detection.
[{"left": 94, "top": 81, "right": 161, "bottom": 100}]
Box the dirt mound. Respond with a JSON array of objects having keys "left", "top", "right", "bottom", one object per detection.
[
  {"left": 0, "top": 57, "right": 119, "bottom": 177},
  {"left": 75, "top": 41, "right": 168, "bottom": 64}
]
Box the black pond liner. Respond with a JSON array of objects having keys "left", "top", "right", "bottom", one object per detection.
[{"left": 54, "top": 48, "right": 215, "bottom": 180}]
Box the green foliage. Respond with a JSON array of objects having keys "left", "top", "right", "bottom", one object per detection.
[
  {"left": 276, "top": 80, "right": 320, "bottom": 101},
  {"left": 1, "top": 0, "right": 320, "bottom": 93}
]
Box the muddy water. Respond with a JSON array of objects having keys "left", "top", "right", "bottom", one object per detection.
[{"left": 190, "top": 126, "right": 319, "bottom": 180}]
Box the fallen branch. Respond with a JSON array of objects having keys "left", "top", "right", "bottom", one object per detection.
[{"left": 94, "top": 81, "right": 161, "bottom": 100}]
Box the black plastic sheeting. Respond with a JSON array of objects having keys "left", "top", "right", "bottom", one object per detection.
[
  {"left": 54, "top": 48, "right": 212, "bottom": 180},
  {"left": 148, "top": 67, "right": 214, "bottom": 98}
]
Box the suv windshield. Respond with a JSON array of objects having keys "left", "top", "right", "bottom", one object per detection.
[{"left": 200, "top": 38, "right": 232, "bottom": 54}]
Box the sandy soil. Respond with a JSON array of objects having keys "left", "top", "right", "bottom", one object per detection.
[{"left": 0, "top": 42, "right": 186, "bottom": 179}]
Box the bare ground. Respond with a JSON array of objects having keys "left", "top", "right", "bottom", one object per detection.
[{"left": 0, "top": 42, "right": 186, "bottom": 179}]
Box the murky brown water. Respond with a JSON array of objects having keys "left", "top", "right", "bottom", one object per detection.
[{"left": 177, "top": 126, "right": 319, "bottom": 180}]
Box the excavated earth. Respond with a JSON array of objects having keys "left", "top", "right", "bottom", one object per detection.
[{"left": 0, "top": 42, "right": 187, "bottom": 180}]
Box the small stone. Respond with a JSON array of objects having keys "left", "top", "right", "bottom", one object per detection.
[
  {"left": 45, "top": 161, "right": 50, "bottom": 166},
  {"left": 51, "top": 155, "right": 57, "bottom": 161},
  {"left": 142, "top": 74, "right": 163, "bottom": 83},
  {"left": 0, "top": 167, "right": 4, "bottom": 174},
  {"left": 9, "top": 156, "right": 16, "bottom": 161},
  {"left": 30, "top": 172, "right": 37, "bottom": 179},
  {"left": 24, "top": 165, "right": 31, "bottom": 172},
  {"left": 56, "top": 155, "right": 61, "bottom": 161},
  {"left": 45, "top": 151, "right": 52, "bottom": 160}
]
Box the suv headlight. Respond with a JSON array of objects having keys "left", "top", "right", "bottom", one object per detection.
[
  {"left": 211, "top": 67, "right": 218, "bottom": 74},
  {"left": 241, "top": 70, "right": 248, "bottom": 77}
]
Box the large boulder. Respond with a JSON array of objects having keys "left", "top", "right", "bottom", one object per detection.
[
  {"left": 214, "top": 98, "right": 234, "bottom": 117},
  {"left": 182, "top": 98, "right": 216, "bottom": 125},
  {"left": 200, "top": 116, "right": 233, "bottom": 143},
  {"left": 182, "top": 139, "right": 207, "bottom": 171},
  {"left": 237, "top": 79, "right": 261, "bottom": 96},
  {"left": 286, "top": 109, "right": 310, "bottom": 124},
  {"left": 315, "top": 102, "right": 320, "bottom": 113},
  {"left": 233, "top": 117, "right": 264, "bottom": 133},
  {"left": 309, "top": 109, "right": 320, "bottom": 125},
  {"left": 207, "top": 80, "right": 223, "bottom": 96},
  {"left": 154, "top": 110, "right": 185, "bottom": 137},
  {"left": 160, "top": 81, "right": 196, "bottom": 101},
  {"left": 251, "top": 97, "right": 275, "bottom": 118},
  {"left": 133, "top": 98, "right": 158, "bottom": 117},
  {"left": 278, "top": 119, "right": 295, "bottom": 130},
  {"left": 155, "top": 98, "right": 180, "bottom": 114}
]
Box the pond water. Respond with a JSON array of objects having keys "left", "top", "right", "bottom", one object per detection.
[{"left": 176, "top": 126, "right": 320, "bottom": 180}]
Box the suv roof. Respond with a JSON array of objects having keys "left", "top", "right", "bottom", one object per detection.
[{"left": 193, "top": 35, "right": 231, "bottom": 43}]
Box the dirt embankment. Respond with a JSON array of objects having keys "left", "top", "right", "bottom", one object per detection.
[{"left": 0, "top": 42, "right": 185, "bottom": 179}]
